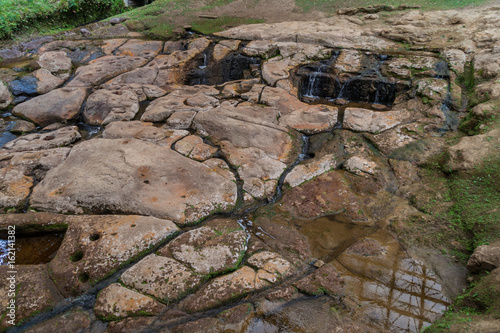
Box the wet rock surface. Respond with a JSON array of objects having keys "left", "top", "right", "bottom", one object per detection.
[{"left": 3, "top": 4, "right": 500, "bottom": 331}]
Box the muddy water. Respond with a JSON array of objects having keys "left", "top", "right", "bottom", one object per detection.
[{"left": 0, "top": 233, "right": 64, "bottom": 265}]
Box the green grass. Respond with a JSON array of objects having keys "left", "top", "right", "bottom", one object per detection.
[
  {"left": 448, "top": 155, "right": 500, "bottom": 252},
  {"left": 295, "top": 0, "right": 491, "bottom": 13},
  {"left": 0, "top": 0, "right": 125, "bottom": 40}
]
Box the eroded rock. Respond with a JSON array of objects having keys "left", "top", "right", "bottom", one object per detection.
[
  {"left": 12, "top": 88, "right": 87, "bottom": 126},
  {"left": 30, "top": 138, "right": 237, "bottom": 224},
  {"left": 94, "top": 284, "right": 165, "bottom": 320},
  {"left": 48, "top": 215, "right": 179, "bottom": 297},
  {"left": 83, "top": 89, "right": 139, "bottom": 125},
  {"left": 2, "top": 126, "right": 81, "bottom": 152}
]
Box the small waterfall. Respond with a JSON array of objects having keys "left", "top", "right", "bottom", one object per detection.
[
  {"left": 198, "top": 53, "right": 208, "bottom": 70},
  {"left": 303, "top": 63, "right": 329, "bottom": 98}
]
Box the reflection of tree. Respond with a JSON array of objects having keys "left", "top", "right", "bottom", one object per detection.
[{"left": 354, "top": 251, "right": 450, "bottom": 332}]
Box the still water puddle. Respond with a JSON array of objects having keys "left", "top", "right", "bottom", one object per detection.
[{"left": 0, "top": 233, "right": 64, "bottom": 265}]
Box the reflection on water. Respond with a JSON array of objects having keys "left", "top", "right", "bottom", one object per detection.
[
  {"left": 338, "top": 246, "right": 450, "bottom": 332},
  {"left": 0, "top": 233, "right": 64, "bottom": 265}
]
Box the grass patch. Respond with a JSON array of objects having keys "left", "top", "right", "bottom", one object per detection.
[
  {"left": 295, "top": 0, "right": 491, "bottom": 13},
  {"left": 448, "top": 155, "right": 500, "bottom": 252},
  {"left": 191, "top": 16, "right": 265, "bottom": 35},
  {"left": 0, "top": 0, "right": 125, "bottom": 40}
]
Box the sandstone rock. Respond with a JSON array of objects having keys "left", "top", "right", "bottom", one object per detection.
[
  {"left": 67, "top": 56, "right": 148, "bottom": 87},
  {"left": 174, "top": 135, "right": 218, "bottom": 161},
  {"left": 282, "top": 171, "right": 370, "bottom": 224},
  {"left": 94, "top": 284, "right": 165, "bottom": 320},
  {"left": 101, "top": 38, "right": 128, "bottom": 55},
  {"left": 12, "top": 87, "right": 87, "bottom": 126},
  {"left": 33, "top": 69, "right": 64, "bottom": 94},
  {"left": 262, "top": 58, "right": 291, "bottom": 86},
  {"left": 194, "top": 104, "right": 293, "bottom": 162},
  {"left": 294, "top": 264, "right": 344, "bottom": 296},
  {"left": 344, "top": 156, "right": 378, "bottom": 176},
  {"left": 334, "top": 50, "right": 363, "bottom": 73},
  {"left": 166, "top": 110, "right": 197, "bottom": 130},
  {"left": 10, "top": 120, "right": 35, "bottom": 134},
  {"left": 121, "top": 254, "right": 202, "bottom": 302},
  {"left": 474, "top": 50, "right": 500, "bottom": 79},
  {"left": 103, "top": 66, "right": 158, "bottom": 86},
  {"left": 247, "top": 251, "right": 292, "bottom": 278},
  {"left": 343, "top": 108, "right": 409, "bottom": 133},
  {"left": 115, "top": 39, "right": 163, "bottom": 59},
  {"left": 280, "top": 104, "right": 338, "bottom": 134},
  {"left": 1, "top": 126, "right": 81, "bottom": 152},
  {"left": 107, "top": 317, "right": 156, "bottom": 333},
  {"left": 0, "top": 147, "right": 70, "bottom": 171},
  {"left": 467, "top": 241, "right": 500, "bottom": 273},
  {"left": 158, "top": 219, "right": 247, "bottom": 276},
  {"left": 23, "top": 308, "right": 93, "bottom": 333},
  {"left": 37, "top": 51, "right": 72, "bottom": 75},
  {"left": 442, "top": 49, "right": 466, "bottom": 74},
  {"left": 284, "top": 154, "right": 338, "bottom": 188},
  {"left": 416, "top": 78, "right": 449, "bottom": 104},
  {"left": 48, "top": 215, "right": 179, "bottom": 297},
  {"left": 102, "top": 120, "right": 184, "bottom": 145},
  {"left": 30, "top": 138, "right": 237, "bottom": 224},
  {"left": 0, "top": 265, "right": 63, "bottom": 328},
  {"left": 0, "top": 80, "right": 13, "bottom": 109},
  {"left": 180, "top": 266, "right": 267, "bottom": 312},
  {"left": 447, "top": 129, "right": 500, "bottom": 171},
  {"left": 216, "top": 21, "right": 397, "bottom": 51},
  {"left": 140, "top": 93, "right": 182, "bottom": 122},
  {"left": 0, "top": 166, "right": 33, "bottom": 209},
  {"left": 83, "top": 89, "right": 139, "bottom": 125},
  {"left": 186, "top": 93, "right": 219, "bottom": 108},
  {"left": 382, "top": 55, "right": 440, "bottom": 78},
  {"left": 171, "top": 303, "right": 254, "bottom": 333}
]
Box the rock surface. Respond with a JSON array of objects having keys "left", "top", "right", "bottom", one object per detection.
[
  {"left": 467, "top": 242, "right": 500, "bottom": 273},
  {"left": 12, "top": 88, "right": 87, "bottom": 126},
  {"left": 48, "top": 215, "right": 179, "bottom": 297},
  {"left": 94, "top": 284, "right": 165, "bottom": 320},
  {"left": 30, "top": 138, "right": 237, "bottom": 224}
]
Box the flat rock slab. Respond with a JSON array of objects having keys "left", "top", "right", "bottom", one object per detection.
[
  {"left": 30, "top": 138, "right": 237, "bottom": 224},
  {"left": 180, "top": 266, "right": 266, "bottom": 313},
  {"left": 67, "top": 56, "right": 148, "bottom": 87},
  {"left": 12, "top": 88, "right": 88, "bottom": 126},
  {"left": 282, "top": 170, "right": 371, "bottom": 225},
  {"left": 37, "top": 51, "right": 73, "bottom": 75},
  {"left": 94, "top": 283, "right": 165, "bottom": 320},
  {"left": 102, "top": 121, "right": 188, "bottom": 146},
  {"left": 1, "top": 126, "right": 81, "bottom": 152},
  {"left": 343, "top": 108, "right": 409, "bottom": 133},
  {"left": 23, "top": 308, "right": 93, "bottom": 333},
  {"left": 158, "top": 218, "right": 247, "bottom": 276},
  {"left": 115, "top": 39, "right": 164, "bottom": 59},
  {"left": 48, "top": 215, "right": 179, "bottom": 297},
  {"left": 0, "top": 147, "right": 70, "bottom": 171},
  {"left": 0, "top": 265, "right": 63, "bottom": 328},
  {"left": 121, "top": 254, "right": 202, "bottom": 303},
  {"left": 0, "top": 80, "right": 13, "bottom": 109},
  {"left": 174, "top": 135, "right": 218, "bottom": 161},
  {"left": 294, "top": 264, "right": 344, "bottom": 296},
  {"left": 83, "top": 89, "right": 139, "bottom": 125},
  {"left": 194, "top": 104, "right": 295, "bottom": 163},
  {"left": 0, "top": 166, "right": 33, "bottom": 209},
  {"left": 216, "top": 21, "right": 398, "bottom": 51}
]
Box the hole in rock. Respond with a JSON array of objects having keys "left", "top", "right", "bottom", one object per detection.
[
  {"left": 89, "top": 233, "right": 100, "bottom": 241},
  {"left": 0, "top": 232, "right": 65, "bottom": 265},
  {"left": 78, "top": 272, "right": 90, "bottom": 283},
  {"left": 70, "top": 250, "right": 84, "bottom": 262}
]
